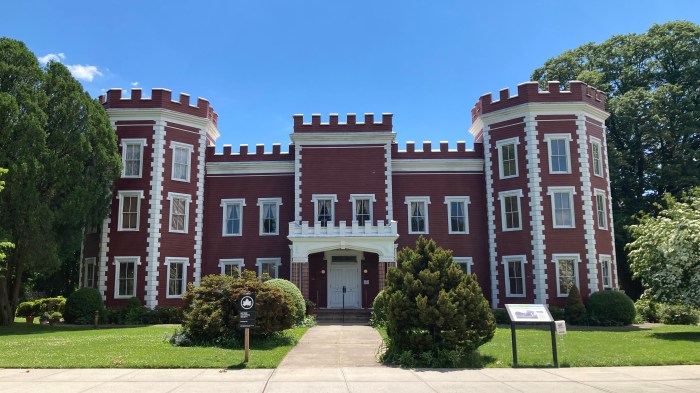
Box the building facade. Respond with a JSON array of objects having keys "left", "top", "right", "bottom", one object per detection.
[{"left": 81, "top": 81, "right": 616, "bottom": 310}]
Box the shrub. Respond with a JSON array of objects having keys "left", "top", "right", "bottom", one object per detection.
[
  {"left": 492, "top": 308, "right": 510, "bottom": 324},
  {"left": 634, "top": 295, "right": 660, "bottom": 323},
  {"left": 49, "top": 311, "right": 62, "bottom": 324},
  {"left": 587, "top": 290, "right": 636, "bottom": 326},
  {"left": 153, "top": 306, "right": 182, "bottom": 324},
  {"left": 35, "top": 297, "right": 66, "bottom": 314},
  {"left": 370, "top": 290, "right": 387, "bottom": 327},
  {"left": 16, "top": 301, "right": 35, "bottom": 317},
  {"left": 264, "top": 278, "right": 305, "bottom": 324},
  {"left": 382, "top": 237, "right": 495, "bottom": 367},
  {"left": 565, "top": 285, "right": 587, "bottom": 325},
  {"left": 181, "top": 271, "right": 295, "bottom": 346},
  {"left": 105, "top": 307, "right": 127, "bottom": 324},
  {"left": 64, "top": 288, "right": 105, "bottom": 324},
  {"left": 548, "top": 306, "right": 565, "bottom": 321},
  {"left": 658, "top": 303, "right": 699, "bottom": 325}
]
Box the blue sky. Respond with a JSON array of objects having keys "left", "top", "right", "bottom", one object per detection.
[{"left": 2, "top": 1, "right": 699, "bottom": 151}]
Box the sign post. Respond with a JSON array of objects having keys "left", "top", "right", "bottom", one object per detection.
[
  {"left": 237, "top": 293, "right": 256, "bottom": 363},
  {"left": 505, "top": 304, "right": 557, "bottom": 368}
]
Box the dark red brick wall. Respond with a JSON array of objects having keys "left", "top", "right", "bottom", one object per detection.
[
  {"left": 307, "top": 252, "right": 327, "bottom": 306},
  {"left": 361, "top": 253, "right": 379, "bottom": 308},
  {"left": 300, "top": 145, "right": 387, "bottom": 223}
]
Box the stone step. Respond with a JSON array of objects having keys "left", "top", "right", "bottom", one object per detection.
[{"left": 313, "top": 309, "right": 371, "bottom": 325}]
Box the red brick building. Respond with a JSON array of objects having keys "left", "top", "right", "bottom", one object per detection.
[{"left": 82, "top": 80, "right": 616, "bottom": 310}]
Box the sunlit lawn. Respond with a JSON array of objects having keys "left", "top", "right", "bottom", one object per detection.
[
  {"left": 377, "top": 324, "right": 700, "bottom": 368},
  {"left": 1, "top": 318, "right": 307, "bottom": 368}
]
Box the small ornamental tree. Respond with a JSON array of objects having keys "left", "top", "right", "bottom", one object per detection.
[
  {"left": 382, "top": 237, "right": 495, "bottom": 367},
  {"left": 565, "top": 285, "right": 587, "bottom": 325}
]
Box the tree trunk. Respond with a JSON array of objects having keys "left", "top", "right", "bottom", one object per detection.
[{"left": 0, "top": 279, "right": 14, "bottom": 326}]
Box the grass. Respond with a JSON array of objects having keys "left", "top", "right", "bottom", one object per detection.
[
  {"left": 376, "top": 324, "right": 700, "bottom": 368},
  {"left": 1, "top": 318, "right": 308, "bottom": 368}
]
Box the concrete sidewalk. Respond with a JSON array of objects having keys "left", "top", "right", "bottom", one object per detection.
[{"left": 1, "top": 365, "right": 700, "bottom": 392}]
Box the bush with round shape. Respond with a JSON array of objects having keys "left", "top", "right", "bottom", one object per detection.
[
  {"left": 264, "top": 278, "right": 305, "bottom": 324},
  {"left": 382, "top": 237, "right": 495, "bottom": 367},
  {"left": 491, "top": 308, "right": 510, "bottom": 324},
  {"left": 658, "top": 303, "right": 699, "bottom": 325},
  {"left": 634, "top": 298, "right": 659, "bottom": 323},
  {"left": 565, "top": 285, "right": 587, "bottom": 325},
  {"left": 370, "top": 290, "right": 387, "bottom": 327},
  {"left": 64, "top": 288, "right": 105, "bottom": 324},
  {"left": 587, "top": 290, "right": 636, "bottom": 326},
  {"left": 16, "top": 301, "right": 35, "bottom": 317},
  {"left": 35, "top": 296, "right": 66, "bottom": 314}
]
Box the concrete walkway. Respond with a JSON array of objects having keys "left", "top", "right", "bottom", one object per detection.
[
  {"left": 2, "top": 365, "right": 700, "bottom": 392},
  {"left": 278, "top": 324, "right": 383, "bottom": 368}
]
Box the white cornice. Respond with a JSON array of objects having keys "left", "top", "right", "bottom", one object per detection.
[
  {"left": 106, "top": 107, "right": 220, "bottom": 142},
  {"left": 206, "top": 160, "right": 294, "bottom": 175},
  {"left": 469, "top": 102, "right": 609, "bottom": 136},
  {"left": 290, "top": 131, "right": 396, "bottom": 145},
  {"left": 391, "top": 158, "right": 484, "bottom": 172}
]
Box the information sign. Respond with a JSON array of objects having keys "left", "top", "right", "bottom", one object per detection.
[
  {"left": 238, "top": 294, "right": 256, "bottom": 329},
  {"left": 505, "top": 303, "right": 554, "bottom": 323},
  {"left": 555, "top": 320, "right": 567, "bottom": 335}
]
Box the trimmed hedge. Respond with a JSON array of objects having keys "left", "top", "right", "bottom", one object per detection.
[
  {"left": 64, "top": 288, "right": 105, "bottom": 324},
  {"left": 587, "top": 290, "right": 635, "bottom": 326},
  {"left": 658, "top": 303, "right": 699, "bottom": 325},
  {"left": 264, "top": 278, "right": 305, "bottom": 324}
]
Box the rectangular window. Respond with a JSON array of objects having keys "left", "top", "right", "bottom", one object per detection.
[
  {"left": 545, "top": 134, "right": 572, "bottom": 174},
  {"left": 171, "top": 142, "right": 193, "bottom": 182},
  {"left": 350, "top": 194, "right": 375, "bottom": 226},
  {"left": 591, "top": 138, "right": 603, "bottom": 177},
  {"left": 504, "top": 256, "right": 526, "bottom": 297},
  {"left": 548, "top": 187, "right": 576, "bottom": 228},
  {"left": 317, "top": 199, "right": 333, "bottom": 226},
  {"left": 496, "top": 138, "right": 519, "bottom": 179},
  {"left": 121, "top": 139, "right": 146, "bottom": 178},
  {"left": 554, "top": 254, "right": 580, "bottom": 297},
  {"left": 220, "top": 259, "right": 244, "bottom": 276},
  {"left": 84, "top": 258, "right": 96, "bottom": 288},
  {"left": 453, "top": 257, "right": 472, "bottom": 274},
  {"left": 499, "top": 190, "right": 522, "bottom": 231},
  {"left": 445, "top": 196, "right": 470, "bottom": 234},
  {"left": 601, "top": 256, "right": 612, "bottom": 289},
  {"left": 168, "top": 193, "right": 191, "bottom": 233},
  {"left": 166, "top": 258, "right": 187, "bottom": 298},
  {"left": 258, "top": 198, "right": 282, "bottom": 235},
  {"left": 405, "top": 197, "right": 430, "bottom": 234},
  {"left": 115, "top": 257, "right": 138, "bottom": 298},
  {"left": 118, "top": 191, "right": 143, "bottom": 231},
  {"left": 595, "top": 190, "right": 608, "bottom": 230},
  {"left": 221, "top": 199, "right": 245, "bottom": 236},
  {"left": 257, "top": 258, "right": 280, "bottom": 279}
]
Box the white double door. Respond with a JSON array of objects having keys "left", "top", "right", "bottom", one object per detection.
[{"left": 327, "top": 261, "right": 361, "bottom": 308}]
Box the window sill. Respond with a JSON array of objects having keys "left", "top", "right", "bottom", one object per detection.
[
  {"left": 117, "top": 228, "right": 140, "bottom": 232},
  {"left": 222, "top": 233, "right": 243, "bottom": 237},
  {"left": 171, "top": 177, "right": 191, "bottom": 183}
]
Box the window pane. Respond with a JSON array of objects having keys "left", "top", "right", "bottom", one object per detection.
[
  {"left": 356, "top": 199, "right": 370, "bottom": 226},
  {"left": 450, "top": 201, "right": 465, "bottom": 232},
  {"left": 169, "top": 263, "right": 183, "bottom": 296},
  {"left": 226, "top": 204, "right": 240, "bottom": 234},
  {"left": 502, "top": 144, "right": 516, "bottom": 177},
  {"left": 508, "top": 260, "right": 523, "bottom": 295},
  {"left": 504, "top": 196, "right": 519, "bottom": 229},
  {"left": 263, "top": 203, "right": 277, "bottom": 233},
  {"left": 410, "top": 202, "right": 425, "bottom": 232},
  {"left": 558, "top": 259, "right": 575, "bottom": 295},
  {"left": 318, "top": 199, "right": 332, "bottom": 226},
  {"left": 551, "top": 139, "right": 569, "bottom": 172}
]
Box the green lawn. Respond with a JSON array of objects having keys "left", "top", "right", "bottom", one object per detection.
[
  {"left": 377, "top": 325, "right": 700, "bottom": 368},
  {"left": 1, "top": 319, "right": 308, "bottom": 368}
]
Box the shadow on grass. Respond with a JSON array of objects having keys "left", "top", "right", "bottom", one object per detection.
[
  {"left": 650, "top": 331, "right": 700, "bottom": 342},
  {"left": 0, "top": 322, "right": 156, "bottom": 336}
]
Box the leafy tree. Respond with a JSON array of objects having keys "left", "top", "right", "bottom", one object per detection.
[
  {"left": 0, "top": 38, "right": 121, "bottom": 325},
  {"left": 627, "top": 189, "right": 700, "bottom": 308},
  {"left": 531, "top": 21, "right": 700, "bottom": 298},
  {"left": 382, "top": 237, "right": 495, "bottom": 367}
]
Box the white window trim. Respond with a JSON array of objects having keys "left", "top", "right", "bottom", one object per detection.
[
  {"left": 502, "top": 255, "right": 527, "bottom": 298},
  {"left": 167, "top": 192, "right": 192, "bottom": 234},
  {"left": 444, "top": 196, "right": 471, "bottom": 234},
  {"left": 219, "top": 258, "right": 245, "bottom": 276},
  {"left": 544, "top": 133, "right": 573, "bottom": 174},
  {"left": 453, "top": 257, "right": 473, "bottom": 274},
  {"left": 349, "top": 194, "right": 376, "bottom": 225},
  {"left": 165, "top": 257, "right": 189, "bottom": 299},
  {"left": 311, "top": 194, "right": 338, "bottom": 225},
  {"left": 84, "top": 257, "right": 96, "bottom": 288},
  {"left": 170, "top": 141, "right": 194, "bottom": 183},
  {"left": 120, "top": 138, "right": 147, "bottom": 178},
  {"left": 117, "top": 190, "right": 145, "bottom": 231},
  {"left": 257, "top": 198, "right": 283, "bottom": 236},
  {"left": 256, "top": 257, "right": 282, "bottom": 278},
  {"left": 404, "top": 196, "right": 431, "bottom": 234},
  {"left": 600, "top": 254, "right": 613, "bottom": 289},
  {"left": 594, "top": 189, "right": 608, "bottom": 230},
  {"left": 498, "top": 190, "right": 523, "bottom": 231},
  {"left": 547, "top": 186, "right": 577, "bottom": 229},
  {"left": 590, "top": 136, "right": 603, "bottom": 177},
  {"left": 113, "top": 256, "right": 141, "bottom": 299},
  {"left": 553, "top": 253, "right": 581, "bottom": 297},
  {"left": 221, "top": 198, "right": 246, "bottom": 237},
  {"left": 496, "top": 137, "right": 520, "bottom": 179}
]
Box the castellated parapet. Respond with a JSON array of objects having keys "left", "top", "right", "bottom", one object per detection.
[
  {"left": 471, "top": 81, "right": 606, "bottom": 122},
  {"left": 293, "top": 113, "right": 393, "bottom": 132},
  {"left": 100, "top": 88, "right": 218, "bottom": 126}
]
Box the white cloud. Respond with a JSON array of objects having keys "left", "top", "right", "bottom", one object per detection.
[
  {"left": 131, "top": 81, "right": 139, "bottom": 87},
  {"left": 66, "top": 64, "right": 103, "bottom": 82},
  {"left": 37, "top": 53, "right": 65, "bottom": 65}
]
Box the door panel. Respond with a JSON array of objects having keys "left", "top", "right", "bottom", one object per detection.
[{"left": 328, "top": 263, "right": 361, "bottom": 308}]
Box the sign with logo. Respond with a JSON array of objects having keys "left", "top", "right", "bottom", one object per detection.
[
  {"left": 238, "top": 293, "right": 256, "bottom": 329},
  {"left": 505, "top": 304, "right": 554, "bottom": 323}
]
